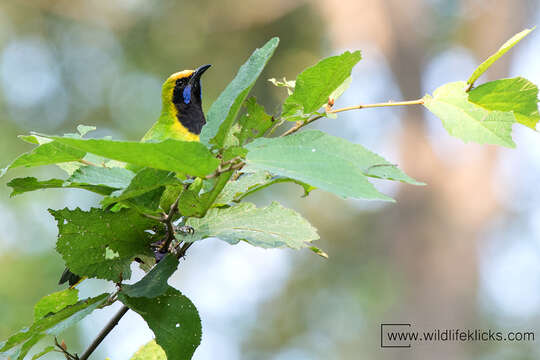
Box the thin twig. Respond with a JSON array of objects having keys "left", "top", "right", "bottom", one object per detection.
[
  {"left": 205, "top": 160, "right": 246, "bottom": 179},
  {"left": 142, "top": 213, "right": 163, "bottom": 221},
  {"left": 54, "top": 337, "right": 79, "bottom": 360},
  {"left": 158, "top": 193, "right": 182, "bottom": 253},
  {"left": 177, "top": 241, "right": 194, "bottom": 259},
  {"left": 77, "top": 159, "right": 99, "bottom": 167},
  {"left": 79, "top": 306, "right": 129, "bottom": 360},
  {"left": 280, "top": 98, "right": 424, "bottom": 137}
]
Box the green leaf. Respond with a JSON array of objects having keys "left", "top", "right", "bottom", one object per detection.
[
  {"left": 177, "top": 187, "right": 204, "bottom": 217},
  {"left": 159, "top": 185, "right": 183, "bottom": 212},
  {"left": 469, "top": 77, "right": 539, "bottom": 129},
  {"left": 102, "top": 168, "right": 181, "bottom": 209},
  {"left": 68, "top": 166, "right": 135, "bottom": 189},
  {"left": 123, "top": 188, "right": 165, "bottom": 214},
  {"left": 198, "top": 172, "right": 236, "bottom": 214},
  {"left": 31, "top": 345, "right": 55, "bottom": 360},
  {"left": 50, "top": 208, "right": 159, "bottom": 282},
  {"left": 214, "top": 168, "right": 314, "bottom": 206},
  {"left": 7, "top": 178, "right": 63, "bottom": 197},
  {"left": 77, "top": 124, "right": 97, "bottom": 137},
  {"left": 34, "top": 288, "right": 79, "bottom": 321},
  {"left": 7, "top": 164, "right": 134, "bottom": 197},
  {"left": 0, "top": 293, "right": 108, "bottom": 360},
  {"left": 186, "top": 202, "right": 319, "bottom": 249},
  {"left": 48, "top": 137, "right": 219, "bottom": 177},
  {"left": 130, "top": 340, "right": 166, "bottom": 360},
  {"left": 282, "top": 51, "right": 361, "bottom": 120},
  {"left": 215, "top": 169, "right": 273, "bottom": 205},
  {"left": 7, "top": 177, "right": 116, "bottom": 197},
  {"left": 121, "top": 254, "right": 179, "bottom": 298},
  {"left": 1, "top": 140, "right": 85, "bottom": 177},
  {"left": 234, "top": 97, "right": 275, "bottom": 145},
  {"left": 119, "top": 287, "right": 201, "bottom": 360},
  {"left": 423, "top": 81, "right": 516, "bottom": 147},
  {"left": 467, "top": 27, "right": 535, "bottom": 86},
  {"left": 245, "top": 130, "right": 421, "bottom": 201},
  {"left": 201, "top": 37, "right": 279, "bottom": 147},
  {"left": 309, "top": 246, "right": 329, "bottom": 259}
]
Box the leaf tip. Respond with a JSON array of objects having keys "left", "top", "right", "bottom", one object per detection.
[{"left": 310, "top": 246, "right": 328, "bottom": 259}]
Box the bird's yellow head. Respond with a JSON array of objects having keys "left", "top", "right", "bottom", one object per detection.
[{"left": 161, "top": 64, "right": 211, "bottom": 138}]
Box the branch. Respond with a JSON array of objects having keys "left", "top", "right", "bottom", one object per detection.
[
  {"left": 281, "top": 98, "right": 424, "bottom": 137},
  {"left": 158, "top": 194, "right": 181, "bottom": 253},
  {"left": 78, "top": 306, "right": 129, "bottom": 360},
  {"left": 205, "top": 158, "right": 245, "bottom": 179},
  {"left": 54, "top": 337, "right": 79, "bottom": 360}
]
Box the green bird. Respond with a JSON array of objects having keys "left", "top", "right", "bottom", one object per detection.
[{"left": 59, "top": 64, "right": 212, "bottom": 287}]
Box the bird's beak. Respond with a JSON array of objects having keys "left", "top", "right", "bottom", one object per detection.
[{"left": 190, "top": 64, "right": 211, "bottom": 84}]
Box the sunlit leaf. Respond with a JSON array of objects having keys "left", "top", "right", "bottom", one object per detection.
[
  {"left": 424, "top": 81, "right": 516, "bottom": 147},
  {"left": 282, "top": 51, "right": 361, "bottom": 120},
  {"left": 130, "top": 340, "right": 166, "bottom": 360},
  {"left": 469, "top": 77, "right": 539, "bottom": 129},
  {"left": 33, "top": 288, "right": 79, "bottom": 321},
  {"left": 467, "top": 27, "right": 535, "bottom": 86}
]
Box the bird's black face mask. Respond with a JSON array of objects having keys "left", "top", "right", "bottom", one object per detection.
[{"left": 171, "top": 64, "right": 211, "bottom": 135}]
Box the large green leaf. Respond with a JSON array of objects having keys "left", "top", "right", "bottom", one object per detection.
[
  {"left": 121, "top": 254, "right": 179, "bottom": 298},
  {"left": 467, "top": 28, "right": 535, "bottom": 86},
  {"left": 200, "top": 37, "right": 279, "bottom": 147},
  {"left": 130, "top": 340, "right": 166, "bottom": 360},
  {"left": 424, "top": 81, "right": 516, "bottom": 147},
  {"left": 119, "top": 287, "right": 201, "bottom": 360},
  {"left": 7, "top": 177, "right": 115, "bottom": 197},
  {"left": 1, "top": 140, "right": 85, "bottom": 177},
  {"left": 469, "top": 77, "right": 539, "bottom": 129},
  {"left": 0, "top": 293, "right": 108, "bottom": 360},
  {"left": 282, "top": 51, "right": 361, "bottom": 120},
  {"left": 33, "top": 288, "right": 79, "bottom": 321},
  {"left": 48, "top": 137, "right": 219, "bottom": 177},
  {"left": 245, "top": 130, "right": 421, "bottom": 201},
  {"left": 186, "top": 202, "right": 319, "bottom": 249},
  {"left": 50, "top": 208, "right": 159, "bottom": 282}
]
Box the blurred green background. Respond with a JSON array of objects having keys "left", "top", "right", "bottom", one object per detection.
[{"left": 1, "top": 0, "right": 539, "bottom": 359}]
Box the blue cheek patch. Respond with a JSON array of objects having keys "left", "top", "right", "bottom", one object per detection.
[{"left": 183, "top": 85, "right": 192, "bottom": 104}]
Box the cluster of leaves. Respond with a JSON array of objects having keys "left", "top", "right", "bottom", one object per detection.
[{"left": 0, "top": 28, "right": 538, "bottom": 360}]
